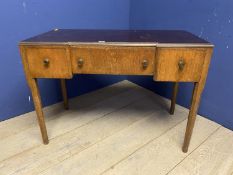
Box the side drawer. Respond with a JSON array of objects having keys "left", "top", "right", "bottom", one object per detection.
[
  {"left": 26, "top": 46, "right": 72, "bottom": 78},
  {"left": 154, "top": 48, "right": 206, "bottom": 82},
  {"left": 71, "top": 46, "right": 155, "bottom": 75}
]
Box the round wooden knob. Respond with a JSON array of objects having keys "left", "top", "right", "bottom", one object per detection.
[
  {"left": 142, "top": 59, "right": 148, "bottom": 69},
  {"left": 78, "top": 58, "right": 84, "bottom": 68},
  {"left": 178, "top": 59, "right": 185, "bottom": 71},
  {"left": 43, "top": 58, "right": 50, "bottom": 67}
]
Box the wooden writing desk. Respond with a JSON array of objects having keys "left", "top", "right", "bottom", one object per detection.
[{"left": 19, "top": 29, "right": 213, "bottom": 152}]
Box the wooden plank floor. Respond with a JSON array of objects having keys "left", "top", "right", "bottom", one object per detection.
[{"left": 0, "top": 80, "right": 232, "bottom": 175}]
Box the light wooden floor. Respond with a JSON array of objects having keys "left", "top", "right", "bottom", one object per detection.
[{"left": 0, "top": 80, "right": 233, "bottom": 175}]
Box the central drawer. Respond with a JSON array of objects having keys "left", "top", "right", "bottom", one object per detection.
[{"left": 71, "top": 46, "right": 155, "bottom": 75}]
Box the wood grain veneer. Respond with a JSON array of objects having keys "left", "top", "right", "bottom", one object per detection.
[
  {"left": 26, "top": 46, "right": 72, "bottom": 78},
  {"left": 71, "top": 46, "right": 155, "bottom": 75}
]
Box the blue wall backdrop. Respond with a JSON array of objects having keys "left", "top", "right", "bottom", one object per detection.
[
  {"left": 0, "top": 0, "right": 130, "bottom": 121},
  {"left": 128, "top": 0, "right": 233, "bottom": 130},
  {"left": 1, "top": 0, "right": 233, "bottom": 131}
]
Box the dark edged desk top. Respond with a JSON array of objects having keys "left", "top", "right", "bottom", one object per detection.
[{"left": 20, "top": 29, "right": 213, "bottom": 47}]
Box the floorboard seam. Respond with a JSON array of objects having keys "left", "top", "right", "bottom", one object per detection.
[
  {"left": 29, "top": 96, "right": 153, "bottom": 175},
  {"left": 0, "top": 85, "right": 136, "bottom": 141},
  {"left": 0, "top": 93, "right": 144, "bottom": 164},
  {"left": 37, "top": 115, "right": 153, "bottom": 175},
  {"left": 165, "top": 126, "right": 222, "bottom": 175},
  {"left": 99, "top": 117, "right": 188, "bottom": 175}
]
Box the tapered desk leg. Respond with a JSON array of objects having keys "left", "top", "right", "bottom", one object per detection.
[
  {"left": 30, "top": 78, "right": 49, "bottom": 144},
  {"left": 170, "top": 82, "right": 179, "bottom": 115},
  {"left": 182, "top": 48, "right": 213, "bottom": 153},
  {"left": 182, "top": 82, "right": 203, "bottom": 153},
  {"left": 60, "top": 79, "right": 69, "bottom": 110}
]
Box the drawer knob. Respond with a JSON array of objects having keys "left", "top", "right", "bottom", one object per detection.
[
  {"left": 43, "top": 58, "right": 50, "bottom": 67},
  {"left": 78, "top": 58, "right": 84, "bottom": 68},
  {"left": 178, "top": 59, "right": 185, "bottom": 71},
  {"left": 142, "top": 59, "right": 148, "bottom": 69}
]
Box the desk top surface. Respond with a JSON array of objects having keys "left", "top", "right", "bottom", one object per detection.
[{"left": 21, "top": 29, "right": 213, "bottom": 46}]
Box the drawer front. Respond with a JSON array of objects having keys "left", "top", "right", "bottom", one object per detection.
[
  {"left": 71, "top": 46, "right": 155, "bottom": 75},
  {"left": 26, "top": 47, "right": 72, "bottom": 78},
  {"left": 154, "top": 48, "right": 206, "bottom": 82}
]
